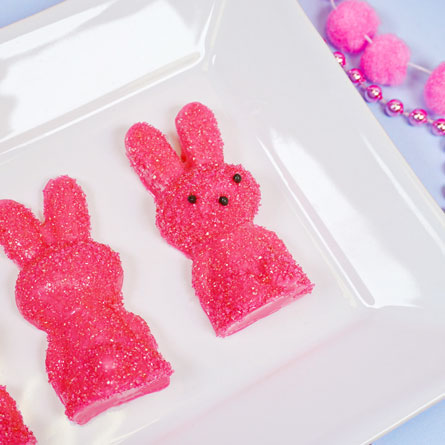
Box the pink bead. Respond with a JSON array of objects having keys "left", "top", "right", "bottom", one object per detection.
[
  {"left": 360, "top": 34, "right": 410, "bottom": 86},
  {"left": 431, "top": 118, "right": 445, "bottom": 136},
  {"left": 348, "top": 68, "right": 365, "bottom": 84},
  {"left": 326, "top": 0, "right": 379, "bottom": 53},
  {"left": 385, "top": 99, "right": 404, "bottom": 117},
  {"left": 364, "top": 84, "right": 382, "bottom": 102},
  {"left": 424, "top": 62, "right": 445, "bottom": 115},
  {"left": 334, "top": 51, "right": 346, "bottom": 67},
  {"left": 408, "top": 109, "right": 428, "bottom": 126}
]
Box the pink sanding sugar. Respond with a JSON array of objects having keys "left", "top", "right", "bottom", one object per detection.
[
  {"left": 0, "top": 176, "right": 172, "bottom": 425},
  {"left": 0, "top": 386, "right": 36, "bottom": 445},
  {"left": 192, "top": 225, "right": 313, "bottom": 336},
  {"left": 360, "top": 34, "right": 410, "bottom": 86},
  {"left": 424, "top": 62, "right": 445, "bottom": 115},
  {"left": 326, "top": 0, "right": 379, "bottom": 53},
  {"left": 126, "top": 102, "right": 314, "bottom": 337}
]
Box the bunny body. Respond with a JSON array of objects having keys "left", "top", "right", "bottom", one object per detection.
[
  {"left": 0, "top": 177, "right": 172, "bottom": 424},
  {"left": 126, "top": 102, "right": 313, "bottom": 336}
]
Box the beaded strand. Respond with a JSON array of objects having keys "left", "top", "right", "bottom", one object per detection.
[{"left": 333, "top": 51, "right": 445, "bottom": 136}]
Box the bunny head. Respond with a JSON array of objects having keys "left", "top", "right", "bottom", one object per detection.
[
  {"left": 125, "top": 102, "right": 261, "bottom": 256},
  {"left": 0, "top": 176, "right": 123, "bottom": 331}
]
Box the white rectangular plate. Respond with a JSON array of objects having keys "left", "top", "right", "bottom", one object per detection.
[{"left": 0, "top": 1, "right": 444, "bottom": 444}]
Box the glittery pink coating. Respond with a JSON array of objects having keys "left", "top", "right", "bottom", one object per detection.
[
  {"left": 424, "top": 62, "right": 445, "bottom": 115},
  {"left": 0, "top": 386, "right": 36, "bottom": 445},
  {"left": 193, "top": 225, "right": 314, "bottom": 336},
  {"left": 326, "top": 0, "right": 379, "bottom": 53},
  {"left": 42, "top": 176, "right": 90, "bottom": 244},
  {"left": 360, "top": 34, "right": 410, "bottom": 86},
  {"left": 0, "top": 176, "right": 172, "bottom": 424},
  {"left": 125, "top": 122, "right": 184, "bottom": 196},
  {"left": 175, "top": 102, "right": 224, "bottom": 168},
  {"left": 126, "top": 103, "right": 314, "bottom": 336}
]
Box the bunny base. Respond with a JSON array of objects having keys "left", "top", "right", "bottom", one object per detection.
[
  {"left": 46, "top": 318, "right": 173, "bottom": 426},
  {"left": 222, "top": 286, "right": 310, "bottom": 337},
  {"left": 192, "top": 224, "right": 314, "bottom": 337},
  {"left": 42, "top": 296, "right": 173, "bottom": 425},
  {"left": 0, "top": 386, "right": 37, "bottom": 445},
  {"left": 66, "top": 375, "right": 171, "bottom": 425}
]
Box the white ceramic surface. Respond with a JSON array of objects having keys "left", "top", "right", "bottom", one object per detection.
[{"left": 0, "top": 1, "right": 444, "bottom": 444}]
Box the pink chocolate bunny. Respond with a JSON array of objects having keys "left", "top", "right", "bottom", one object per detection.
[
  {"left": 0, "top": 176, "right": 172, "bottom": 424},
  {"left": 126, "top": 102, "right": 314, "bottom": 337}
]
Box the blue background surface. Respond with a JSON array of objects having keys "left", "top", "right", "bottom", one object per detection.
[
  {"left": 298, "top": 1, "right": 445, "bottom": 443},
  {"left": 1, "top": 0, "right": 444, "bottom": 443},
  {"left": 0, "top": 0, "right": 63, "bottom": 28}
]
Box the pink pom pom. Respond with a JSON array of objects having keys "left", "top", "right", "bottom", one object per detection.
[
  {"left": 424, "top": 62, "right": 445, "bottom": 115},
  {"left": 360, "top": 34, "right": 410, "bottom": 85},
  {"left": 326, "top": 0, "right": 379, "bottom": 53}
]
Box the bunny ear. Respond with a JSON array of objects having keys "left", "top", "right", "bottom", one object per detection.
[
  {"left": 42, "top": 176, "right": 91, "bottom": 244},
  {"left": 0, "top": 200, "right": 44, "bottom": 268},
  {"left": 175, "top": 102, "right": 224, "bottom": 167},
  {"left": 125, "top": 122, "right": 184, "bottom": 196}
]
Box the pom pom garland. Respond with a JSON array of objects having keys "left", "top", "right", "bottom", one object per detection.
[
  {"left": 0, "top": 176, "right": 173, "bottom": 424},
  {"left": 327, "top": 0, "right": 445, "bottom": 133},
  {"left": 126, "top": 103, "right": 314, "bottom": 337}
]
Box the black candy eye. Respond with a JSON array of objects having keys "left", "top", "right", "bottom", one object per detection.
[
  {"left": 233, "top": 173, "right": 242, "bottom": 183},
  {"left": 187, "top": 194, "right": 197, "bottom": 204},
  {"left": 219, "top": 196, "right": 229, "bottom": 206}
]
